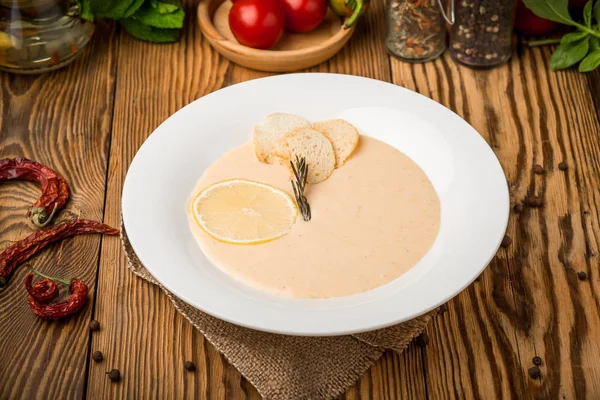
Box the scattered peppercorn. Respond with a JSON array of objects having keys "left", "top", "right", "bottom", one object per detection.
[
  {"left": 577, "top": 271, "right": 587, "bottom": 281},
  {"left": 558, "top": 162, "right": 568, "bottom": 171},
  {"left": 89, "top": 320, "right": 100, "bottom": 332},
  {"left": 416, "top": 332, "right": 429, "bottom": 347},
  {"left": 526, "top": 196, "right": 543, "bottom": 208},
  {"left": 528, "top": 366, "right": 541, "bottom": 379},
  {"left": 107, "top": 369, "right": 121, "bottom": 382},
  {"left": 533, "top": 165, "right": 544, "bottom": 175},
  {"left": 532, "top": 356, "right": 542, "bottom": 366},
  {"left": 513, "top": 203, "right": 523, "bottom": 213},
  {"left": 501, "top": 235, "right": 512, "bottom": 248},
  {"left": 184, "top": 361, "right": 196, "bottom": 371},
  {"left": 439, "top": 303, "right": 448, "bottom": 314},
  {"left": 92, "top": 351, "right": 103, "bottom": 362}
]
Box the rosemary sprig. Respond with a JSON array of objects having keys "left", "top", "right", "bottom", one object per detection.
[{"left": 290, "top": 156, "right": 311, "bottom": 222}]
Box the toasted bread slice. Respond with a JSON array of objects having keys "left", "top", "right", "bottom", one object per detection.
[
  {"left": 313, "top": 119, "right": 360, "bottom": 168},
  {"left": 253, "top": 113, "right": 311, "bottom": 164},
  {"left": 274, "top": 127, "right": 335, "bottom": 184}
]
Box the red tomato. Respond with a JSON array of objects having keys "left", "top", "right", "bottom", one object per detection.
[
  {"left": 228, "top": 0, "right": 285, "bottom": 49},
  {"left": 281, "top": 0, "right": 328, "bottom": 33},
  {"left": 515, "top": 0, "right": 558, "bottom": 36}
]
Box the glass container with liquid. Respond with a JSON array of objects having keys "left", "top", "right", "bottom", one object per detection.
[{"left": 0, "top": 0, "right": 94, "bottom": 74}]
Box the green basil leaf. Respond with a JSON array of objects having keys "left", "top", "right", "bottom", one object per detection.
[
  {"left": 88, "top": 0, "right": 145, "bottom": 19},
  {"left": 591, "top": 37, "right": 600, "bottom": 51},
  {"left": 595, "top": 0, "right": 600, "bottom": 25},
  {"left": 550, "top": 38, "right": 590, "bottom": 70},
  {"left": 120, "top": 17, "right": 181, "bottom": 42},
  {"left": 579, "top": 49, "right": 600, "bottom": 71},
  {"left": 522, "top": 0, "right": 575, "bottom": 25},
  {"left": 78, "top": 0, "right": 93, "bottom": 20},
  {"left": 584, "top": 0, "right": 593, "bottom": 27},
  {"left": 132, "top": 3, "right": 184, "bottom": 29},
  {"left": 156, "top": 3, "right": 180, "bottom": 14},
  {"left": 561, "top": 30, "right": 589, "bottom": 44},
  {"left": 150, "top": 0, "right": 180, "bottom": 14}
]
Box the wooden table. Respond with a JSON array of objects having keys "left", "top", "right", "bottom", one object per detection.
[{"left": 1, "top": 0, "right": 599, "bottom": 398}]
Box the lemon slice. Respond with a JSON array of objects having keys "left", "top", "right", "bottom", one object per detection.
[{"left": 192, "top": 179, "right": 297, "bottom": 245}]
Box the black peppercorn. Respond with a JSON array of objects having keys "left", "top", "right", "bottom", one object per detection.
[
  {"left": 577, "top": 271, "right": 587, "bottom": 281},
  {"left": 107, "top": 369, "right": 121, "bottom": 382},
  {"left": 415, "top": 333, "right": 429, "bottom": 347},
  {"left": 533, "top": 165, "right": 544, "bottom": 175},
  {"left": 501, "top": 235, "right": 512, "bottom": 248},
  {"left": 439, "top": 303, "right": 448, "bottom": 314},
  {"left": 558, "top": 161, "right": 568, "bottom": 171},
  {"left": 528, "top": 366, "right": 541, "bottom": 379},
  {"left": 513, "top": 203, "right": 523, "bottom": 213},
  {"left": 532, "top": 356, "right": 542, "bottom": 366},
  {"left": 89, "top": 320, "right": 100, "bottom": 332},
  {"left": 184, "top": 361, "right": 196, "bottom": 371},
  {"left": 92, "top": 351, "right": 103, "bottom": 362},
  {"left": 526, "top": 196, "right": 543, "bottom": 208}
]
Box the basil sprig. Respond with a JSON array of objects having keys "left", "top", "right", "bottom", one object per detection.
[
  {"left": 78, "top": 0, "right": 185, "bottom": 43},
  {"left": 524, "top": 0, "right": 600, "bottom": 72}
]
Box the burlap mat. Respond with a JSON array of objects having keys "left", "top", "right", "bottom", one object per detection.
[{"left": 121, "top": 221, "right": 437, "bottom": 400}]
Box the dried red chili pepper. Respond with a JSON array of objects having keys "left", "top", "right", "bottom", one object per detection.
[
  {"left": 25, "top": 274, "right": 89, "bottom": 320},
  {"left": 0, "top": 157, "right": 69, "bottom": 227},
  {"left": 24, "top": 273, "right": 59, "bottom": 303},
  {"left": 0, "top": 219, "right": 119, "bottom": 287}
]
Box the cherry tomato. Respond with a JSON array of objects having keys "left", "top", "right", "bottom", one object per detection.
[
  {"left": 515, "top": 0, "right": 557, "bottom": 36},
  {"left": 281, "top": 0, "right": 328, "bottom": 33},
  {"left": 228, "top": 0, "right": 285, "bottom": 49}
]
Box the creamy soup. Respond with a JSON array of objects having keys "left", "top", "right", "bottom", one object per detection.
[{"left": 187, "top": 136, "right": 440, "bottom": 298}]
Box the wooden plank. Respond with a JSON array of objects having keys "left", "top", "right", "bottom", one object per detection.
[
  {"left": 390, "top": 43, "right": 600, "bottom": 398},
  {"left": 0, "top": 21, "right": 118, "bottom": 399},
  {"left": 342, "top": 346, "right": 427, "bottom": 400},
  {"left": 88, "top": 0, "right": 428, "bottom": 398}
]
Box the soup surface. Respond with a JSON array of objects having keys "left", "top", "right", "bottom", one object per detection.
[{"left": 187, "top": 136, "right": 440, "bottom": 298}]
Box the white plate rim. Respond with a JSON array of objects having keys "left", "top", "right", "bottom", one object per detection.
[{"left": 122, "top": 73, "right": 510, "bottom": 336}]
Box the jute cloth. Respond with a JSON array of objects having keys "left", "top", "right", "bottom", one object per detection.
[{"left": 121, "top": 222, "right": 437, "bottom": 400}]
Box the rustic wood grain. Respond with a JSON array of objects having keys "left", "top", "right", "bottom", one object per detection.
[
  {"left": 0, "top": 21, "right": 118, "bottom": 399},
  {"left": 2, "top": 0, "right": 598, "bottom": 397},
  {"left": 390, "top": 42, "right": 600, "bottom": 398}
]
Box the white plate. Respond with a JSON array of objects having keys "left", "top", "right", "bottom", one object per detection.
[{"left": 122, "top": 73, "right": 509, "bottom": 336}]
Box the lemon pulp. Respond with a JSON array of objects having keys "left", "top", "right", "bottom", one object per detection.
[{"left": 192, "top": 179, "right": 297, "bottom": 245}]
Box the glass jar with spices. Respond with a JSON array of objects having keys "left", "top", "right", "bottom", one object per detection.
[
  {"left": 385, "top": 0, "right": 447, "bottom": 63},
  {"left": 448, "top": 0, "right": 517, "bottom": 68}
]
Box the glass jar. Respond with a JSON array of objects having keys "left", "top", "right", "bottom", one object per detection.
[
  {"left": 0, "top": 0, "right": 94, "bottom": 74},
  {"left": 448, "top": 0, "right": 517, "bottom": 68},
  {"left": 385, "top": 0, "right": 447, "bottom": 63}
]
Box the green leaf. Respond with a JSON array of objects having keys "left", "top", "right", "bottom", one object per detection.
[
  {"left": 78, "top": 0, "right": 93, "bottom": 20},
  {"left": 579, "top": 49, "right": 600, "bottom": 71},
  {"left": 584, "top": 0, "right": 593, "bottom": 27},
  {"left": 522, "top": 0, "right": 576, "bottom": 25},
  {"left": 550, "top": 38, "right": 590, "bottom": 70},
  {"left": 120, "top": 17, "right": 181, "bottom": 42},
  {"left": 132, "top": 3, "right": 184, "bottom": 29},
  {"left": 149, "top": 0, "right": 180, "bottom": 13},
  {"left": 157, "top": 3, "right": 180, "bottom": 13},
  {"left": 595, "top": 1, "right": 600, "bottom": 25},
  {"left": 88, "top": 0, "right": 145, "bottom": 19},
  {"left": 561, "top": 30, "right": 589, "bottom": 44},
  {"left": 591, "top": 37, "right": 600, "bottom": 51}
]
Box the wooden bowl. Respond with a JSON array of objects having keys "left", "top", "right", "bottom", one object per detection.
[{"left": 197, "top": 0, "right": 355, "bottom": 72}]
